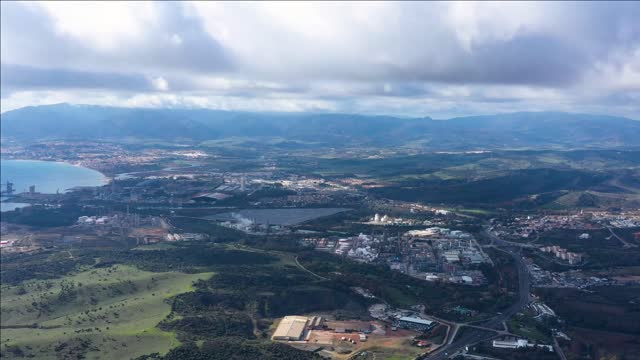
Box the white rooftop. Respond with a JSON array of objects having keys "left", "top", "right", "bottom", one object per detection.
[{"left": 398, "top": 316, "right": 434, "bottom": 325}]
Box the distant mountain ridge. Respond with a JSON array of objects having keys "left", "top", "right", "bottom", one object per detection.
[{"left": 1, "top": 103, "right": 639, "bottom": 150}]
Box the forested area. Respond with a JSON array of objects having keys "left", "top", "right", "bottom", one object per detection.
[
  {"left": 299, "top": 251, "right": 515, "bottom": 318},
  {"left": 536, "top": 286, "right": 640, "bottom": 335},
  {"left": 134, "top": 338, "right": 322, "bottom": 360},
  {"left": 371, "top": 169, "right": 609, "bottom": 205},
  {"left": 0, "top": 244, "right": 278, "bottom": 285}
]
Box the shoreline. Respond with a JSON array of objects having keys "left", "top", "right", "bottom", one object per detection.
[
  {"left": 0, "top": 159, "right": 109, "bottom": 210},
  {"left": 0, "top": 158, "right": 111, "bottom": 184}
]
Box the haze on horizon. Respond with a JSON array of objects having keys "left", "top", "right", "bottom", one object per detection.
[{"left": 1, "top": 1, "right": 639, "bottom": 119}]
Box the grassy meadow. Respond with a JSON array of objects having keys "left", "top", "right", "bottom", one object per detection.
[{"left": 1, "top": 264, "right": 212, "bottom": 359}]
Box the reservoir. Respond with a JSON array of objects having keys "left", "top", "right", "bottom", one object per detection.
[{"left": 0, "top": 160, "right": 108, "bottom": 212}]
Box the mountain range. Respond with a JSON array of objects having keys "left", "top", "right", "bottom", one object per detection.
[{"left": 1, "top": 103, "right": 639, "bottom": 150}]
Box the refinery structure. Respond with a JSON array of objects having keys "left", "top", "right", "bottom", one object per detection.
[{"left": 304, "top": 226, "right": 492, "bottom": 285}]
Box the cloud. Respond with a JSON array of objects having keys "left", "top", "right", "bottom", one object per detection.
[
  {"left": 1, "top": 1, "right": 232, "bottom": 74},
  {"left": 1, "top": 64, "right": 153, "bottom": 93},
  {"left": 151, "top": 77, "right": 170, "bottom": 92},
  {"left": 189, "top": 2, "right": 638, "bottom": 86},
  {"left": 1, "top": 1, "right": 639, "bottom": 118},
  {"left": 38, "top": 2, "right": 156, "bottom": 51}
]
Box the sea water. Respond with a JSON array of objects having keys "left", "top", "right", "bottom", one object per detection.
[{"left": 1, "top": 160, "right": 107, "bottom": 212}]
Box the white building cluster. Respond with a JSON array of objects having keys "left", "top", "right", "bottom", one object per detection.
[
  {"left": 337, "top": 233, "right": 379, "bottom": 262},
  {"left": 492, "top": 338, "right": 553, "bottom": 352},
  {"left": 371, "top": 213, "right": 390, "bottom": 224},
  {"left": 77, "top": 215, "right": 115, "bottom": 225},
  {"left": 366, "top": 213, "right": 423, "bottom": 226},
  {"left": 405, "top": 227, "right": 450, "bottom": 238},
  {"left": 591, "top": 211, "right": 640, "bottom": 228},
  {"left": 540, "top": 245, "right": 582, "bottom": 265},
  {"left": 165, "top": 233, "right": 208, "bottom": 241}
]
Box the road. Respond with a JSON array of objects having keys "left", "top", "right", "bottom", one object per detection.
[
  {"left": 294, "top": 255, "right": 329, "bottom": 281},
  {"left": 421, "top": 226, "right": 532, "bottom": 360},
  {"left": 607, "top": 227, "right": 637, "bottom": 248},
  {"left": 553, "top": 337, "right": 568, "bottom": 360}
]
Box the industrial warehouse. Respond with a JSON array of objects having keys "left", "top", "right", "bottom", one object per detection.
[
  {"left": 396, "top": 316, "right": 436, "bottom": 332},
  {"left": 271, "top": 316, "right": 311, "bottom": 341},
  {"left": 270, "top": 312, "right": 445, "bottom": 358}
]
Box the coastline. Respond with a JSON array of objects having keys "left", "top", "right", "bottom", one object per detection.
[
  {"left": 0, "top": 158, "right": 111, "bottom": 184},
  {"left": 0, "top": 159, "right": 110, "bottom": 212}
]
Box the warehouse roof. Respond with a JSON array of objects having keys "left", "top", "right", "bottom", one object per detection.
[
  {"left": 272, "top": 316, "right": 308, "bottom": 340},
  {"left": 398, "top": 316, "right": 434, "bottom": 326}
]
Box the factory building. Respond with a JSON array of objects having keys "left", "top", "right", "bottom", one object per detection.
[
  {"left": 493, "top": 338, "right": 554, "bottom": 352},
  {"left": 309, "top": 316, "right": 324, "bottom": 329},
  {"left": 492, "top": 338, "right": 530, "bottom": 349},
  {"left": 396, "top": 316, "right": 436, "bottom": 332},
  {"left": 442, "top": 250, "right": 460, "bottom": 263},
  {"left": 272, "top": 316, "right": 309, "bottom": 341}
]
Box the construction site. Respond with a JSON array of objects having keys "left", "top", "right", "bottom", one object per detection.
[{"left": 271, "top": 314, "right": 446, "bottom": 359}]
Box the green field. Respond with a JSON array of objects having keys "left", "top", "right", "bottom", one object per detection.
[
  {"left": 354, "top": 340, "right": 426, "bottom": 360},
  {"left": 132, "top": 243, "right": 179, "bottom": 251},
  {"left": 1, "top": 265, "right": 213, "bottom": 359},
  {"left": 506, "top": 315, "right": 552, "bottom": 343}
]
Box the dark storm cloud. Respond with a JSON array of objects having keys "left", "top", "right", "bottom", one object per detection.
[
  {"left": 366, "top": 33, "right": 585, "bottom": 86},
  {"left": 444, "top": 34, "right": 585, "bottom": 86},
  {"left": 1, "top": 64, "right": 153, "bottom": 92},
  {"left": 570, "top": 2, "right": 640, "bottom": 48},
  {"left": 117, "top": 2, "right": 233, "bottom": 74},
  {"left": 0, "top": 2, "right": 80, "bottom": 67}
]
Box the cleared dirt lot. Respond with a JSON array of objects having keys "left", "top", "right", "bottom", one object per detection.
[{"left": 305, "top": 325, "right": 426, "bottom": 359}]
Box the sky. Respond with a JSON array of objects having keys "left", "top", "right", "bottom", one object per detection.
[{"left": 1, "top": 1, "right": 639, "bottom": 118}]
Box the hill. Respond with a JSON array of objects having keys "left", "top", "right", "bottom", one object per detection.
[{"left": 1, "top": 104, "right": 639, "bottom": 150}]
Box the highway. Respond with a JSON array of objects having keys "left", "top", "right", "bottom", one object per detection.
[
  {"left": 607, "top": 227, "right": 637, "bottom": 248},
  {"left": 421, "top": 226, "right": 532, "bottom": 360}
]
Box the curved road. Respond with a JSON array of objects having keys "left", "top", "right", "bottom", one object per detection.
[
  {"left": 422, "top": 226, "right": 531, "bottom": 360},
  {"left": 294, "top": 255, "right": 329, "bottom": 281}
]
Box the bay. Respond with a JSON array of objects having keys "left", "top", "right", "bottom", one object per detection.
[{"left": 1, "top": 160, "right": 108, "bottom": 212}]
